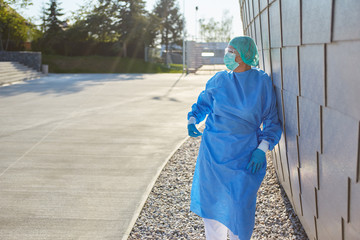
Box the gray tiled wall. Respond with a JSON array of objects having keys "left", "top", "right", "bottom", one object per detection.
[{"left": 239, "top": 0, "right": 360, "bottom": 239}]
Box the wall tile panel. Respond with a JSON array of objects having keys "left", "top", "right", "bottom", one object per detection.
[
  {"left": 302, "top": 0, "right": 332, "bottom": 44},
  {"left": 333, "top": 0, "right": 360, "bottom": 41},
  {"left": 300, "top": 180, "right": 317, "bottom": 239},
  {"left": 248, "top": 0, "right": 254, "bottom": 23},
  {"left": 272, "top": 149, "right": 279, "bottom": 174},
  {"left": 283, "top": 90, "right": 299, "bottom": 167},
  {"left": 345, "top": 223, "right": 360, "bottom": 240},
  {"left": 260, "top": 10, "right": 270, "bottom": 50},
  {"left": 327, "top": 41, "right": 360, "bottom": 120},
  {"left": 281, "top": 0, "right": 300, "bottom": 46},
  {"left": 259, "top": 0, "right": 267, "bottom": 11},
  {"left": 279, "top": 133, "right": 291, "bottom": 197},
  {"left": 344, "top": 181, "right": 360, "bottom": 239},
  {"left": 298, "top": 97, "right": 320, "bottom": 188},
  {"left": 269, "top": 0, "right": 281, "bottom": 48},
  {"left": 263, "top": 49, "right": 271, "bottom": 76},
  {"left": 270, "top": 48, "right": 281, "bottom": 89},
  {"left": 274, "top": 87, "right": 284, "bottom": 126},
  {"left": 244, "top": 0, "right": 249, "bottom": 31},
  {"left": 241, "top": 5, "right": 247, "bottom": 28},
  {"left": 258, "top": 50, "right": 264, "bottom": 70},
  {"left": 255, "top": 17, "right": 262, "bottom": 50},
  {"left": 253, "top": 0, "right": 259, "bottom": 17},
  {"left": 283, "top": 91, "right": 302, "bottom": 214},
  {"left": 299, "top": 45, "right": 325, "bottom": 106},
  {"left": 274, "top": 144, "right": 284, "bottom": 181},
  {"left": 251, "top": 22, "right": 256, "bottom": 43},
  {"left": 282, "top": 47, "right": 299, "bottom": 95},
  {"left": 316, "top": 211, "right": 338, "bottom": 240},
  {"left": 317, "top": 107, "right": 358, "bottom": 240},
  {"left": 289, "top": 166, "right": 302, "bottom": 215}
]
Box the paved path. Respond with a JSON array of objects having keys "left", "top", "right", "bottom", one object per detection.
[{"left": 0, "top": 73, "right": 210, "bottom": 239}]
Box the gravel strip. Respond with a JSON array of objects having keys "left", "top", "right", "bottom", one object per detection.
[{"left": 128, "top": 130, "right": 309, "bottom": 240}]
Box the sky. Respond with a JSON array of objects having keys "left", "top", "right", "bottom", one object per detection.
[{"left": 16, "top": 0, "right": 244, "bottom": 40}]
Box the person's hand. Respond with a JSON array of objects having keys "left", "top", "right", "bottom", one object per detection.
[
  {"left": 246, "top": 149, "right": 266, "bottom": 174},
  {"left": 188, "top": 124, "right": 202, "bottom": 137}
]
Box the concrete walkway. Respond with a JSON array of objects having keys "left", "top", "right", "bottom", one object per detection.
[{"left": 0, "top": 73, "right": 210, "bottom": 239}]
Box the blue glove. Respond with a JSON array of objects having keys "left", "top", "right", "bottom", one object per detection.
[
  {"left": 246, "top": 149, "right": 266, "bottom": 174},
  {"left": 188, "top": 124, "right": 202, "bottom": 137}
]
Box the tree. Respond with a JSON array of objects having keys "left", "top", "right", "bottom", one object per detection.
[
  {"left": 113, "top": 0, "right": 149, "bottom": 57},
  {"left": 83, "top": 0, "right": 118, "bottom": 42},
  {"left": 153, "top": 0, "right": 183, "bottom": 64},
  {"left": 68, "top": 0, "right": 154, "bottom": 57},
  {"left": 0, "top": 3, "right": 29, "bottom": 50},
  {"left": 34, "top": 0, "right": 65, "bottom": 54},
  {"left": 34, "top": 0, "right": 159, "bottom": 57},
  {"left": 40, "top": 3, "right": 47, "bottom": 33},
  {"left": 199, "top": 10, "right": 233, "bottom": 42},
  {"left": 45, "top": 0, "right": 64, "bottom": 36},
  {"left": 143, "top": 13, "right": 160, "bottom": 48}
]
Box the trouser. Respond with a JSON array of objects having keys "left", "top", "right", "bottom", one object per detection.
[{"left": 203, "top": 218, "right": 240, "bottom": 240}]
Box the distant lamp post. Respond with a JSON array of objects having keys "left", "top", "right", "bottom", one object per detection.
[{"left": 195, "top": 6, "right": 198, "bottom": 40}]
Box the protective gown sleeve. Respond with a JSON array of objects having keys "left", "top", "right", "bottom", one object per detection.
[
  {"left": 258, "top": 77, "right": 282, "bottom": 151},
  {"left": 187, "top": 73, "right": 220, "bottom": 124}
]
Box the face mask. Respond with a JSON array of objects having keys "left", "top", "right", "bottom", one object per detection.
[{"left": 224, "top": 52, "right": 239, "bottom": 71}]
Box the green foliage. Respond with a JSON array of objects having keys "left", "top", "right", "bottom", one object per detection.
[
  {"left": 199, "top": 10, "right": 233, "bottom": 42},
  {"left": 1, "top": 0, "right": 32, "bottom": 8},
  {"left": 153, "top": 0, "right": 183, "bottom": 65},
  {"left": 45, "top": 0, "right": 64, "bottom": 36},
  {"left": 35, "top": 0, "right": 161, "bottom": 58},
  {"left": 0, "top": 3, "right": 30, "bottom": 50},
  {"left": 8, "top": 0, "right": 183, "bottom": 61},
  {"left": 42, "top": 54, "right": 183, "bottom": 73},
  {"left": 32, "top": 0, "right": 65, "bottom": 54},
  {"left": 112, "top": 0, "right": 150, "bottom": 57},
  {"left": 84, "top": 0, "right": 118, "bottom": 42},
  {"left": 153, "top": 0, "right": 183, "bottom": 47}
]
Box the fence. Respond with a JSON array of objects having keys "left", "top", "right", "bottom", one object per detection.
[{"left": 145, "top": 42, "right": 227, "bottom": 72}]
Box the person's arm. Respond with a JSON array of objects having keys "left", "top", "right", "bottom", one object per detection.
[
  {"left": 187, "top": 86, "right": 213, "bottom": 124},
  {"left": 247, "top": 77, "right": 282, "bottom": 173},
  {"left": 258, "top": 77, "right": 282, "bottom": 151},
  {"left": 187, "top": 76, "right": 217, "bottom": 137}
]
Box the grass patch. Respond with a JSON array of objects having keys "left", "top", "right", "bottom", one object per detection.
[{"left": 42, "top": 55, "right": 183, "bottom": 73}]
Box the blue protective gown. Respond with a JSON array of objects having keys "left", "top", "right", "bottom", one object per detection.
[{"left": 188, "top": 68, "right": 282, "bottom": 240}]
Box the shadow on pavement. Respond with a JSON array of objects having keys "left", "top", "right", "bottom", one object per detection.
[
  {"left": 0, "top": 73, "right": 145, "bottom": 97},
  {"left": 151, "top": 73, "right": 185, "bottom": 103}
]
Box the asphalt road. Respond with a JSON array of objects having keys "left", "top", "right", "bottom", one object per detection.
[{"left": 0, "top": 73, "right": 210, "bottom": 239}]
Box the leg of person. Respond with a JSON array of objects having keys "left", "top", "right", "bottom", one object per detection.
[
  {"left": 229, "top": 228, "right": 240, "bottom": 240},
  {"left": 203, "top": 218, "right": 228, "bottom": 240}
]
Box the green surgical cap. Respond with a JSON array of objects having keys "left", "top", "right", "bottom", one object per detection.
[{"left": 229, "top": 36, "right": 259, "bottom": 66}]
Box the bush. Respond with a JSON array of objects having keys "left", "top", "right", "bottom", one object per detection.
[{"left": 42, "top": 54, "right": 183, "bottom": 73}]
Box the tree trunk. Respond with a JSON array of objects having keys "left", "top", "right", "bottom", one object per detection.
[
  {"left": 5, "top": 29, "right": 10, "bottom": 50},
  {"left": 123, "top": 41, "right": 127, "bottom": 57},
  {"left": 165, "top": 26, "right": 169, "bottom": 67},
  {"left": 0, "top": 31, "right": 3, "bottom": 51}
]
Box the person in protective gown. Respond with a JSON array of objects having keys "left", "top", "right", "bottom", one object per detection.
[{"left": 187, "top": 36, "right": 282, "bottom": 240}]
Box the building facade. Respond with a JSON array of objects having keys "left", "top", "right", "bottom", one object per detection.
[{"left": 239, "top": 0, "right": 360, "bottom": 239}]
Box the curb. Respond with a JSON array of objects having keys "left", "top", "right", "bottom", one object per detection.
[
  {"left": 122, "top": 121, "right": 206, "bottom": 240},
  {"left": 121, "top": 135, "right": 191, "bottom": 240}
]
